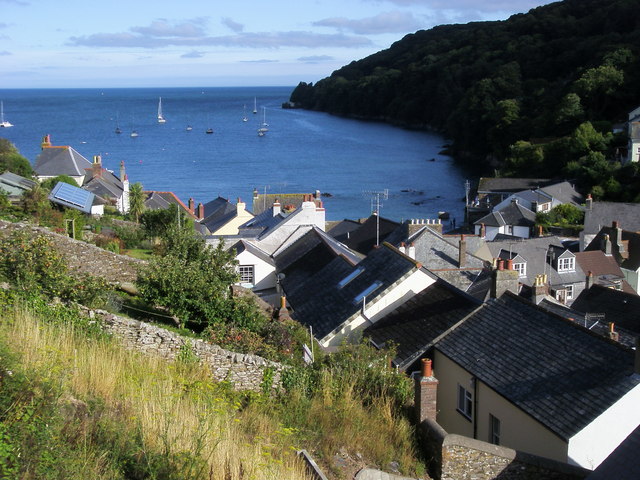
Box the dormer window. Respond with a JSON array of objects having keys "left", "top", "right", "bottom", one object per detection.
[
  {"left": 558, "top": 257, "right": 575, "bottom": 272},
  {"left": 354, "top": 281, "right": 382, "bottom": 304},
  {"left": 513, "top": 262, "right": 526, "bottom": 277},
  {"left": 338, "top": 267, "right": 364, "bottom": 289}
]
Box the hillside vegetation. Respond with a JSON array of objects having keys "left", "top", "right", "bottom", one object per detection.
[{"left": 290, "top": 0, "right": 640, "bottom": 198}]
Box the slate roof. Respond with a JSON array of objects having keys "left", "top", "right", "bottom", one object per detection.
[
  {"left": 0, "top": 171, "right": 37, "bottom": 198},
  {"left": 252, "top": 191, "right": 321, "bottom": 215},
  {"left": 330, "top": 214, "right": 402, "bottom": 255},
  {"left": 200, "top": 197, "right": 238, "bottom": 233},
  {"left": 435, "top": 292, "right": 640, "bottom": 441},
  {"left": 586, "top": 424, "right": 640, "bottom": 480},
  {"left": 231, "top": 240, "right": 274, "bottom": 266},
  {"left": 583, "top": 201, "right": 640, "bottom": 235},
  {"left": 365, "top": 280, "right": 480, "bottom": 370},
  {"left": 585, "top": 226, "right": 640, "bottom": 272},
  {"left": 401, "top": 226, "right": 490, "bottom": 298},
  {"left": 477, "top": 177, "right": 553, "bottom": 194},
  {"left": 143, "top": 191, "right": 193, "bottom": 216},
  {"left": 571, "top": 284, "right": 640, "bottom": 336},
  {"left": 287, "top": 243, "right": 428, "bottom": 341},
  {"left": 34, "top": 145, "right": 93, "bottom": 177},
  {"left": 538, "top": 181, "right": 583, "bottom": 207},
  {"left": 475, "top": 201, "right": 537, "bottom": 228},
  {"left": 488, "top": 236, "right": 585, "bottom": 288},
  {"left": 575, "top": 250, "right": 634, "bottom": 293}
]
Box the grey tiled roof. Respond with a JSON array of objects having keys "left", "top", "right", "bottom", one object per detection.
[
  {"left": 143, "top": 191, "right": 193, "bottom": 215},
  {"left": 287, "top": 243, "right": 426, "bottom": 341},
  {"left": 331, "top": 214, "right": 402, "bottom": 255},
  {"left": 365, "top": 280, "right": 480, "bottom": 370},
  {"left": 34, "top": 146, "right": 93, "bottom": 177},
  {"left": 584, "top": 202, "right": 640, "bottom": 235},
  {"left": 477, "top": 177, "right": 552, "bottom": 194},
  {"left": 585, "top": 226, "right": 640, "bottom": 271},
  {"left": 571, "top": 284, "right": 640, "bottom": 336},
  {"left": 436, "top": 293, "right": 640, "bottom": 441},
  {"left": 200, "top": 197, "right": 238, "bottom": 233},
  {"left": 474, "top": 201, "right": 536, "bottom": 228},
  {"left": 488, "top": 236, "right": 585, "bottom": 288},
  {"left": 538, "top": 181, "right": 583, "bottom": 206},
  {"left": 587, "top": 424, "right": 640, "bottom": 480}
]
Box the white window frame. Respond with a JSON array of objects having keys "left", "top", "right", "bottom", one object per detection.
[
  {"left": 489, "top": 414, "right": 501, "bottom": 445},
  {"left": 513, "top": 262, "right": 526, "bottom": 277},
  {"left": 238, "top": 265, "right": 255, "bottom": 285},
  {"left": 457, "top": 384, "right": 473, "bottom": 420},
  {"left": 564, "top": 284, "right": 574, "bottom": 300},
  {"left": 557, "top": 256, "right": 575, "bottom": 272}
]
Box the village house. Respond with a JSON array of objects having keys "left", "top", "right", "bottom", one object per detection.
[
  {"left": 625, "top": 105, "right": 640, "bottom": 164},
  {"left": 0, "top": 171, "right": 37, "bottom": 203},
  {"left": 33, "top": 135, "right": 130, "bottom": 214},
  {"left": 421, "top": 291, "right": 640, "bottom": 470},
  {"left": 473, "top": 199, "right": 537, "bottom": 240},
  {"left": 581, "top": 196, "right": 640, "bottom": 251},
  {"left": 491, "top": 180, "right": 583, "bottom": 214},
  {"left": 285, "top": 242, "right": 435, "bottom": 348},
  {"left": 197, "top": 196, "right": 254, "bottom": 235},
  {"left": 487, "top": 235, "right": 586, "bottom": 305}
]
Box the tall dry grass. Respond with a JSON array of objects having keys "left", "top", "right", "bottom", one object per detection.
[{"left": 1, "top": 308, "right": 311, "bottom": 480}]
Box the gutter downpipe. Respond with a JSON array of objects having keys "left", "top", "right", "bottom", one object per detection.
[{"left": 473, "top": 376, "right": 478, "bottom": 440}]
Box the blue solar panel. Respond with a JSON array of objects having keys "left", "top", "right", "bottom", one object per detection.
[{"left": 53, "top": 182, "right": 91, "bottom": 208}]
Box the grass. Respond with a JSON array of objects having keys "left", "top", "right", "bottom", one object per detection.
[
  {"left": 123, "top": 248, "right": 154, "bottom": 260},
  {"left": 0, "top": 305, "right": 311, "bottom": 480}
]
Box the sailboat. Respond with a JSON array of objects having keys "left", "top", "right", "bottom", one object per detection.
[
  {"left": 115, "top": 112, "right": 122, "bottom": 134},
  {"left": 257, "top": 107, "right": 269, "bottom": 137},
  {"left": 157, "top": 97, "right": 166, "bottom": 123},
  {"left": 0, "top": 101, "right": 13, "bottom": 128},
  {"left": 252, "top": 97, "right": 258, "bottom": 114},
  {"left": 130, "top": 115, "right": 139, "bottom": 137},
  {"left": 242, "top": 104, "right": 248, "bottom": 122}
]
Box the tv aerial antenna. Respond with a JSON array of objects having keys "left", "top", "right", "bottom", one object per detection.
[{"left": 363, "top": 189, "right": 389, "bottom": 247}]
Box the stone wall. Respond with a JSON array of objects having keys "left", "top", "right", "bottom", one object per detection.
[
  {"left": 0, "top": 220, "right": 142, "bottom": 285},
  {"left": 419, "top": 423, "right": 589, "bottom": 480},
  {"left": 86, "top": 307, "right": 285, "bottom": 392}
]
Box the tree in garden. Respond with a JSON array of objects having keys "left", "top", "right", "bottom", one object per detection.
[
  {"left": 40, "top": 175, "right": 78, "bottom": 191},
  {"left": 128, "top": 182, "right": 145, "bottom": 223},
  {"left": 136, "top": 226, "right": 244, "bottom": 328},
  {"left": 0, "top": 138, "right": 33, "bottom": 177}
]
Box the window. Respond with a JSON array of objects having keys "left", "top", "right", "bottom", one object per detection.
[
  {"left": 238, "top": 265, "right": 254, "bottom": 285},
  {"left": 338, "top": 267, "right": 364, "bottom": 289},
  {"left": 353, "top": 281, "right": 382, "bottom": 304},
  {"left": 557, "top": 256, "right": 575, "bottom": 272},
  {"left": 457, "top": 384, "right": 473, "bottom": 420},
  {"left": 513, "top": 262, "right": 526, "bottom": 277},
  {"left": 564, "top": 284, "right": 574, "bottom": 300},
  {"left": 489, "top": 414, "right": 501, "bottom": 445}
]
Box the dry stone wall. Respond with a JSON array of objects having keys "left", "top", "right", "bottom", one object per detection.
[
  {"left": 86, "top": 307, "right": 285, "bottom": 392},
  {"left": 0, "top": 220, "right": 142, "bottom": 284}
]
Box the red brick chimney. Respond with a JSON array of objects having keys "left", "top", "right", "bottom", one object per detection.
[
  {"left": 92, "top": 155, "right": 103, "bottom": 178},
  {"left": 414, "top": 358, "right": 438, "bottom": 423},
  {"left": 197, "top": 203, "right": 204, "bottom": 220},
  {"left": 188, "top": 198, "right": 195, "bottom": 214},
  {"left": 479, "top": 223, "right": 486, "bottom": 239},
  {"left": 458, "top": 234, "right": 466, "bottom": 268}
]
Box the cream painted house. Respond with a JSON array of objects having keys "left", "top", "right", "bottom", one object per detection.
[
  {"left": 432, "top": 292, "right": 640, "bottom": 470},
  {"left": 199, "top": 197, "right": 254, "bottom": 236}
]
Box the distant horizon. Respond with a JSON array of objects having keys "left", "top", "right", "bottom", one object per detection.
[{"left": 0, "top": 85, "right": 298, "bottom": 91}]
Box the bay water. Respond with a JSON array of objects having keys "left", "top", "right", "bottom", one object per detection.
[{"left": 0, "top": 87, "right": 469, "bottom": 223}]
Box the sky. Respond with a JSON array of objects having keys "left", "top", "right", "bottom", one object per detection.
[{"left": 0, "top": 0, "right": 557, "bottom": 88}]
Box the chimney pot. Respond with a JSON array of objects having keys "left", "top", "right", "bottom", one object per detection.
[{"left": 421, "top": 358, "right": 433, "bottom": 378}]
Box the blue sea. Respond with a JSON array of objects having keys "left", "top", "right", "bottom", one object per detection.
[{"left": 0, "top": 87, "right": 469, "bottom": 223}]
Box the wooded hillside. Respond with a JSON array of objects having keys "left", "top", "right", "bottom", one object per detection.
[{"left": 290, "top": 0, "right": 640, "bottom": 177}]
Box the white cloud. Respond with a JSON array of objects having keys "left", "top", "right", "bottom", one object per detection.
[
  {"left": 314, "top": 11, "right": 422, "bottom": 34},
  {"left": 69, "top": 30, "right": 372, "bottom": 49},
  {"left": 130, "top": 18, "right": 208, "bottom": 38},
  {"left": 221, "top": 17, "right": 244, "bottom": 33},
  {"left": 181, "top": 50, "right": 205, "bottom": 58},
  {"left": 0, "top": 50, "right": 11, "bottom": 56},
  {"left": 298, "top": 55, "right": 334, "bottom": 63}
]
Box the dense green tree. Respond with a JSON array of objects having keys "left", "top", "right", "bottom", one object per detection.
[
  {"left": 136, "top": 226, "right": 244, "bottom": 329},
  {"left": 0, "top": 138, "right": 33, "bottom": 177}
]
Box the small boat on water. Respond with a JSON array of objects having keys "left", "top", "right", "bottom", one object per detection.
[
  {"left": 0, "top": 101, "right": 13, "bottom": 128},
  {"left": 157, "top": 97, "right": 166, "bottom": 123},
  {"left": 438, "top": 211, "right": 450, "bottom": 220},
  {"left": 205, "top": 127, "right": 213, "bottom": 134},
  {"left": 186, "top": 125, "right": 193, "bottom": 131},
  {"left": 115, "top": 126, "right": 122, "bottom": 134},
  {"left": 130, "top": 130, "right": 139, "bottom": 138},
  {"left": 252, "top": 97, "right": 257, "bottom": 114},
  {"left": 257, "top": 107, "right": 268, "bottom": 137},
  {"left": 243, "top": 104, "right": 248, "bottom": 122}
]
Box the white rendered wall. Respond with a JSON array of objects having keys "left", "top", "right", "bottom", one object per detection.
[
  {"left": 235, "top": 248, "right": 276, "bottom": 291},
  {"left": 568, "top": 380, "right": 640, "bottom": 469}
]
